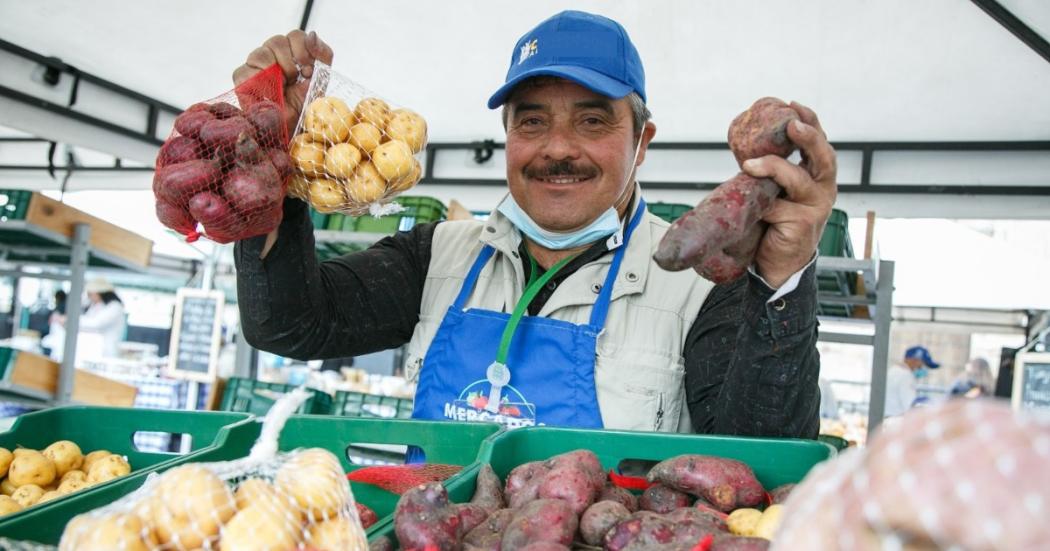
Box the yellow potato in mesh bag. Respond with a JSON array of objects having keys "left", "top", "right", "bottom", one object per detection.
[
  {"left": 372, "top": 140, "right": 415, "bottom": 183},
  {"left": 287, "top": 174, "right": 311, "bottom": 200},
  {"left": 384, "top": 108, "right": 427, "bottom": 154},
  {"left": 234, "top": 478, "right": 302, "bottom": 521},
  {"left": 43, "top": 440, "right": 83, "bottom": 478},
  {"left": 87, "top": 454, "right": 130, "bottom": 484},
  {"left": 274, "top": 448, "right": 350, "bottom": 521},
  {"left": 309, "top": 178, "right": 348, "bottom": 213},
  {"left": 292, "top": 134, "right": 327, "bottom": 177},
  {"left": 389, "top": 158, "right": 422, "bottom": 193},
  {"left": 349, "top": 122, "right": 383, "bottom": 154},
  {"left": 325, "top": 142, "right": 363, "bottom": 180},
  {"left": 59, "top": 513, "right": 155, "bottom": 551},
  {"left": 8, "top": 449, "right": 56, "bottom": 488},
  {"left": 306, "top": 517, "right": 368, "bottom": 551},
  {"left": 220, "top": 502, "right": 301, "bottom": 551},
  {"left": 152, "top": 465, "right": 235, "bottom": 549},
  {"left": 347, "top": 162, "right": 388, "bottom": 204},
  {"left": 305, "top": 96, "right": 355, "bottom": 143},
  {"left": 0, "top": 495, "right": 21, "bottom": 515},
  {"left": 354, "top": 97, "right": 391, "bottom": 129}
]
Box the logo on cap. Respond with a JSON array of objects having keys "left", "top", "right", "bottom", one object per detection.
[{"left": 518, "top": 39, "right": 538, "bottom": 65}]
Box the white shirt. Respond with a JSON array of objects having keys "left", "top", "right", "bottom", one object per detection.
[
  {"left": 78, "top": 301, "right": 126, "bottom": 358},
  {"left": 884, "top": 364, "right": 917, "bottom": 417}
]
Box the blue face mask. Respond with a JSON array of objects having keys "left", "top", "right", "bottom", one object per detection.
[
  {"left": 914, "top": 367, "right": 929, "bottom": 380},
  {"left": 498, "top": 137, "right": 643, "bottom": 251}
]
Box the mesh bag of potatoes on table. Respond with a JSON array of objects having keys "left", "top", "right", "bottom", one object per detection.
[
  {"left": 0, "top": 389, "right": 368, "bottom": 551},
  {"left": 287, "top": 61, "right": 427, "bottom": 217}
]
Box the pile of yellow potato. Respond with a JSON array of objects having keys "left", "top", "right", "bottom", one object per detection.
[
  {"left": 289, "top": 96, "right": 427, "bottom": 213},
  {"left": 59, "top": 447, "right": 367, "bottom": 551},
  {"left": 0, "top": 442, "right": 131, "bottom": 516}
]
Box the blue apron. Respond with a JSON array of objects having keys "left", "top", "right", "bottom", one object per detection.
[{"left": 411, "top": 200, "right": 646, "bottom": 429}]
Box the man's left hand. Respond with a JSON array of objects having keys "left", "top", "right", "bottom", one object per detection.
[{"left": 742, "top": 101, "right": 837, "bottom": 288}]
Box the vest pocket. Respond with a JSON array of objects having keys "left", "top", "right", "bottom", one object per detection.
[{"left": 596, "top": 356, "right": 684, "bottom": 432}]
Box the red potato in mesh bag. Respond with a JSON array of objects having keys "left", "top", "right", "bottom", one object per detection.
[
  {"left": 647, "top": 455, "right": 765, "bottom": 513},
  {"left": 245, "top": 99, "right": 286, "bottom": 147},
  {"left": 173, "top": 108, "right": 214, "bottom": 138},
  {"left": 156, "top": 136, "right": 202, "bottom": 166},
  {"left": 394, "top": 482, "right": 462, "bottom": 551},
  {"left": 500, "top": 498, "right": 578, "bottom": 550},
  {"left": 153, "top": 159, "right": 221, "bottom": 205},
  {"left": 155, "top": 199, "right": 196, "bottom": 234},
  {"left": 199, "top": 115, "right": 254, "bottom": 152}
]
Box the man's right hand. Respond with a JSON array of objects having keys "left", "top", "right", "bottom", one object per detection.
[{"left": 232, "top": 30, "right": 334, "bottom": 135}]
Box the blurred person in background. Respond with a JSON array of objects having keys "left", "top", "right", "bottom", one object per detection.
[
  {"left": 885, "top": 345, "right": 940, "bottom": 416},
  {"left": 949, "top": 357, "right": 995, "bottom": 398},
  {"left": 52, "top": 278, "right": 126, "bottom": 359}
]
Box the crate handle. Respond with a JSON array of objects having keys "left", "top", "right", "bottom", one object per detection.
[
  {"left": 345, "top": 442, "right": 416, "bottom": 466},
  {"left": 131, "top": 431, "right": 193, "bottom": 455}
]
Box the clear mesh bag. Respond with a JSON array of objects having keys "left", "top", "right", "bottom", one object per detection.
[
  {"left": 286, "top": 61, "right": 427, "bottom": 217},
  {"left": 773, "top": 399, "right": 1050, "bottom": 550},
  {"left": 153, "top": 64, "right": 293, "bottom": 244},
  {"left": 1, "top": 390, "right": 369, "bottom": 551}
]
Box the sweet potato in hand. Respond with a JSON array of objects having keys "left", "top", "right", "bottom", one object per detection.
[{"left": 727, "top": 97, "right": 800, "bottom": 167}]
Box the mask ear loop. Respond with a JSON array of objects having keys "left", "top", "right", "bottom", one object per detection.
[{"left": 612, "top": 135, "right": 646, "bottom": 215}]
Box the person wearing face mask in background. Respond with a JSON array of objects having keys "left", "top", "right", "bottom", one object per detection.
[
  {"left": 885, "top": 345, "right": 940, "bottom": 417},
  {"left": 229, "top": 11, "right": 837, "bottom": 436}
]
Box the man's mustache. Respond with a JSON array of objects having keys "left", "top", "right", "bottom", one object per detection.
[{"left": 524, "top": 161, "right": 599, "bottom": 180}]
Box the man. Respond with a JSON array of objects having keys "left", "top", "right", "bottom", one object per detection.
[
  {"left": 232, "top": 10, "right": 836, "bottom": 437},
  {"left": 885, "top": 345, "right": 940, "bottom": 416}
]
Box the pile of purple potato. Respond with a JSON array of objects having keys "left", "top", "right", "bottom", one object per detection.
[{"left": 370, "top": 450, "right": 796, "bottom": 551}]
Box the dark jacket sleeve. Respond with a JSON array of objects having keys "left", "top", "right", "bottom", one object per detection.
[
  {"left": 233, "top": 198, "right": 437, "bottom": 360},
  {"left": 684, "top": 262, "right": 821, "bottom": 438}
]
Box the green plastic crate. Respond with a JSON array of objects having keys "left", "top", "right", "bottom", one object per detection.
[
  {"left": 369, "top": 426, "right": 835, "bottom": 545},
  {"left": 354, "top": 196, "right": 446, "bottom": 234},
  {"left": 332, "top": 390, "right": 414, "bottom": 419},
  {"left": 219, "top": 377, "right": 333, "bottom": 416},
  {"left": 325, "top": 213, "right": 347, "bottom": 231},
  {"left": 816, "top": 209, "right": 857, "bottom": 317},
  {"left": 818, "top": 434, "right": 850, "bottom": 451},
  {"left": 0, "top": 407, "right": 251, "bottom": 542},
  {"left": 647, "top": 202, "right": 693, "bottom": 223},
  {"left": 0, "top": 190, "right": 32, "bottom": 221},
  {"left": 309, "top": 208, "right": 329, "bottom": 229},
  {"left": 818, "top": 208, "right": 852, "bottom": 259}
]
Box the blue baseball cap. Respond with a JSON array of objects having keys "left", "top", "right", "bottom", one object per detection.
[
  {"left": 905, "top": 346, "right": 940, "bottom": 369},
  {"left": 487, "top": 10, "right": 646, "bottom": 109}
]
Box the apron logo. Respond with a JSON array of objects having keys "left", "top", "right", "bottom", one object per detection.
[{"left": 444, "top": 379, "right": 537, "bottom": 428}]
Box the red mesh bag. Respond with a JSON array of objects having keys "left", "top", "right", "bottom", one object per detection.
[
  {"left": 346, "top": 464, "right": 462, "bottom": 495},
  {"left": 153, "top": 64, "right": 293, "bottom": 244}
]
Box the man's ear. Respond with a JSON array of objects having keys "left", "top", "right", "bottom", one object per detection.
[{"left": 635, "top": 121, "right": 657, "bottom": 167}]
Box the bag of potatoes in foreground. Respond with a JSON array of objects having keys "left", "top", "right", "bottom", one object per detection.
[{"left": 288, "top": 61, "right": 428, "bottom": 217}]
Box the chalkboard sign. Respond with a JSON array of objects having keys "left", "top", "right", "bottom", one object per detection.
[
  {"left": 167, "top": 289, "right": 224, "bottom": 383},
  {"left": 1012, "top": 352, "right": 1050, "bottom": 412}
]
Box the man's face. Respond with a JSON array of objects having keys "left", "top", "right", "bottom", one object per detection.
[
  {"left": 504, "top": 79, "right": 655, "bottom": 233},
  {"left": 904, "top": 358, "right": 923, "bottom": 371}
]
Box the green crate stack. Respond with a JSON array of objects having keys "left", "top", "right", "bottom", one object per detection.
[
  {"left": 816, "top": 209, "right": 856, "bottom": 317},
  {"left": 332, "top": 390, "right": 414, "bottom": 419},
  {"left": 368, "top": 426, "right": 836, "bottom": 545},
  {"left": 219, "top": 377, "right": 333, "bottom": 416},
  {"left": 352, "top": 196, "right": 447, "bottom": 234},
  {"left": 0, "top": 189, "right": 32, "bottom": 221},
  {"left": 0, "top": 407, "right": 251, "bottom": 543},
  {"left": 646, "top": 202, "right": 693, "bottom": 223}
]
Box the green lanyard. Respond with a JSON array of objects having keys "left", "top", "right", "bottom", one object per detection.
[{"left": 494, "top": 251, "right": 575, "bottom": 365}]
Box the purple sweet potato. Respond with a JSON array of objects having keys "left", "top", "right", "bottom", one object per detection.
[
  {"left": 395, "top": 482, "right": 461, "bottom": 551},
  {"left": 517, "top": 543, "right": 570, "bottom": 551},
  {"left": 666, "top": 506, "right": 728, "bottom": 533},
  {"left": 599, "top": 483, "right": 639, "bottom": 512},
  {"left": 368, "top": 535, "right": 394, "bottom": 551},
  {"left": 501, "top": 499, "right": 577, "bottom": 551},
  {"left": 245, "top": 99, "right": 285, "bottom": 147},
  {"left": 199, "top": 116, "right": 255, "bottom": 152},
  {"left": 356, "top": 503, "right": 378, "bottom": 529},
  {"left": 580, "top": 500, "right": 631, "bottom": 545},
  {"left": 470, "top": 464, "right": 505, "bottom": 514},
  {"left": 537, "top": 462, "right": 601, "bottom": 515},
  {"left": 603, "top": 510, "right": 719, "bottom": 551},
  {"left": 153, "top": 159, "right": 221, "bottom": 205},
  {"left": 453, "top": 503, "right": 492, "bottom": 537},
  {"left": 463, "top": 508, "right": 515, "bottom": 551},
  {"left": 646, "top": 455, "right": 765, "bottom": 513},
  {"left": 727, "top": 97, "right": 800, "bottom": 167},
  {"left": 504, "top": 461, "right": 551, "bottom": 509},
  {"left": 693, "top": 221, "right": 766, "bottom": 284},
  {"left": 157, "top": 135, "right": 202, "bottom": 167},
  {"left": 769, "top": 483, "right": 795, "bottom": 505},
  {"left": 155, "top": 199, "right": 197, "bottom": 234},
  {"left": 653, "top": 173, "right": 780, "bottom": 279},
  {"left": 173, "top": 108, "right": 215, "bottom": 138},
  {"left": 640, "top": 483, "right": 691, "bottom": 514}
]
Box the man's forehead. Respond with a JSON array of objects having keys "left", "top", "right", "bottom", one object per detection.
[{"left": 507, "top": 79, "right": 623, "bottom": 111}]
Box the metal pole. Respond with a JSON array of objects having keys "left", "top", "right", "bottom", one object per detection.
[
  {"left": 57, "top": 223, "right": 90, "bottom": 404},
  {"left": 867, "top": 259, "right": 895, "bottom": 435},
  {"left": 233, "top": 326, "right": 253, "bottom": 379},
  {"left": 9, "top": 276, "right": 20, "bottom": 339},
  {"left": 200, "top": 244, "right": 218, "bottom": 292}
]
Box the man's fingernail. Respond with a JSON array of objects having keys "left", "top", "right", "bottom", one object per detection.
[
  {"left": 793, "top": 119, "right": 806, "bottom": 133},
  {"left": 743, "top": 159, "right": 761, "bottom": 170}
]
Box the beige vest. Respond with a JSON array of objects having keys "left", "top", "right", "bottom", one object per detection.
[{"left": 403, "top": 192, "right": 713, "bottom": 432}]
